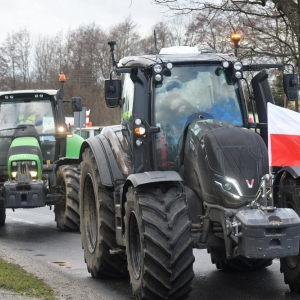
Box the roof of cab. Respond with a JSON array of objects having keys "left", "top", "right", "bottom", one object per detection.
[
  {"left": 117, "top": 46, "right": 236, "bottom": 68},
  {"left": 0, "top": 89, "right": 58, "bottom": 96}
]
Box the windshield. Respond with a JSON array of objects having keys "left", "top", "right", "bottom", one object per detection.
[
  {"left": 0, "top": 99, "right": 55, "bottom": 134},
  {"left": 155, "top": 65, "right": 242, "bottom": 125},
  {"left": 155, "top": 64, "right": 243, "bottom": 170},
  {"left": 0, "top": 98, "right": 56, "bottom": 166}
]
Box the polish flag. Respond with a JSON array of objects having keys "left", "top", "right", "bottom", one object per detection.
[{"left": 268, "top": 102, "right": 300, "bottom": 166}]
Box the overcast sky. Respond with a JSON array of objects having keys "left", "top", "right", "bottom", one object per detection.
[{"left": 0, "top": 0, "right": 168, "bottom": 42}]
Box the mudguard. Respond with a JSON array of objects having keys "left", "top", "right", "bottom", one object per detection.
[
  {"left": 275, "top": 166, "right": 300, "bottom": 180},
  {"left": 80, "top": 134, "right": 124, "bottom": 188},
  {"left": 127, "top": 171, "right": 183, "bottom": 187}
]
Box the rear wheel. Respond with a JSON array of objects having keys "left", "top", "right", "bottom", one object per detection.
[
  {"left": 54, "top": 165, "right": 80, "bottom": 231},
  {"left": 125, "top": 184, "right": 194, "bottom": 300},
  {"left": 279, "top": 175, "right": 300, "bottom": 292},
  {"left": 80, "top": 148, "right": 127, "bottom": 278}
]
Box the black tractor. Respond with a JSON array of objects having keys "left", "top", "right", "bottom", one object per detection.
[{"left": 78, "top": 42, "right": 300, "bottom": 299}]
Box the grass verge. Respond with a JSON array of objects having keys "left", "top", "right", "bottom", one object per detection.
[{"left": 0, "top": 257, "right": 57, "bottom": 299}]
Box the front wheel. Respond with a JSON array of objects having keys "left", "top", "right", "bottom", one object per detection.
[
  {"left": 54, "top": 165, "right": 80, "bottom": 231},
  {"left": 125, "top": 183, "right": 194, "bottom": 300},
  {"left": 279, "top": 175, "right": 300, "bottom": 292}
]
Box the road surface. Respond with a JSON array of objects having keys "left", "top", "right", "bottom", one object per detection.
[{"left": 0, "top": 207, "right": 299, "bottom": 300}]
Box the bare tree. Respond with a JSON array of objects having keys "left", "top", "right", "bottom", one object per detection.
[
  {"left": 152, "top": 1, "right": 299, "bottom": 62},
  {"left": 33, "top": 34, "right": 63, "bottom": 88},
  {"left": 15, "top": 29, "right": 31, "bottom": 88},
  {"left": 0, "top": 32, "right": 20, "bottom": 89}
]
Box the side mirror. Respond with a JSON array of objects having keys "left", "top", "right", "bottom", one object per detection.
[
  {"left": 72, "top": 97, "right": 82, "bottom": 112},
  {"left": 104, "top": 79, "right": 122, "bottom": 108},
  {"left": 283, "top": 73, "right": 298, "bottom": 101}
]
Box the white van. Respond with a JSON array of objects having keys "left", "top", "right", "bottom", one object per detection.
[{"left": 74, "top": 126, "right": 103, "bottom": 139}]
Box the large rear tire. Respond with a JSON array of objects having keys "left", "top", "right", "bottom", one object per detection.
[
  {"left": 54, "top": 165, "right": 80, "bottom": 231},
  {"left": 125, "top": 183, "right": 194, "bottom": 300},
  {"left": 80, "top": 148, "right": 127, "bottom": 278},
  {"left": 279, "top": 175, "right": 300, "bottom": 292}
]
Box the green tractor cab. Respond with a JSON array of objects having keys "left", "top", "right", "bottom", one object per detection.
[{"left": 0, "top": 76, "right": 84, "bottom": 230}]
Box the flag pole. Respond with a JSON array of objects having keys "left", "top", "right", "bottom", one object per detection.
[{"left": 269, "top": 166, "right": 274, "bottom": 208}]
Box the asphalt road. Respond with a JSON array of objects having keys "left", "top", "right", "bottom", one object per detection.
[{"left": 0, "top": 207, "right": 300, "bottom": 300}]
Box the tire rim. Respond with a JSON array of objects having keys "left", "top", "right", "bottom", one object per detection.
[
  {"left": 129, "top": 212, "right": 141, "bottom": 279},
  {"left": 83, "top": 173, "right": 97, "bottom": 253},
  {"left": 285, "top": 199, "right": 299, "bottom": 269}
]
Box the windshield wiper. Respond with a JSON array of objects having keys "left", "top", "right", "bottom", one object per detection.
[{"left": 0, "top": 125, "right": 27, "bottom": 132}]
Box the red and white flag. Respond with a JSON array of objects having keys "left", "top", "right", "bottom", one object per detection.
[{"left": 268, "top": 102, "right": 300, "bottom": 166}]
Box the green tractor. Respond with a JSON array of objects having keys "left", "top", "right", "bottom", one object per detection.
[
  {"left": 0, "top": 74, "right": 84, "bottom": 231},
  {"left": 78, "top": 41, "right": 300, "bottom": 299}
]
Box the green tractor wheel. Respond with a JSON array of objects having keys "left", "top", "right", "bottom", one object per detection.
[{"left": 54, "top": 165, "right": 80, "bottom": 231}]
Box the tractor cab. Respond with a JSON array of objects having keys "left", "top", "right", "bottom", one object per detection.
[
  {"left": 105, "top": 45, "right": 297, "bottom": 174},
  {"left": 0, "top": 92, "right": 59, "bottom": 181},
  {"left": 107, "top": 46, "right": 247, "bottom": 173}
]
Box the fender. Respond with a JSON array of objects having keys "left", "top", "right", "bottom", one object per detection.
[
  {"left": 275, "top": 166, "right": 300, "bottom": 179},
  {"left": 114, "top": 170, "right": 184, "bottom": 246},
  {"left": 79, "top": 134, "right": 125, "bottom": 188},
  {"left": 50, "top": 157, "right": 81, "bottom": 187},
  {"left": 127, "top": 170, "right": 183, "bottom": 187}
]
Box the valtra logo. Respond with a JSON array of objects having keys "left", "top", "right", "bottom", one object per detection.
[{"left": 246, "top": 179, "right": 254, "bottom": 188}]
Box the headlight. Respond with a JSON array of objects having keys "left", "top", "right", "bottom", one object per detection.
[
  {"left": 155, "top": 74, "right": 162, "bottom": 82},
  {"left": 233, "top": 61, "right": 243, "bottom": 70},
  {"left": 153, "top": 64, "right": 163, "bottom": 73},
  {"left": 30, "top": 171, "right": 37, "bottom": 178},
  {"left": 153, "top": 64, "right": 163, "bottom": 82},
  {"left": 235, "top": 71, "right": 242, "bottom": 79},
  {"left": 11, "top": 161, "right": 38, "bottom": 180},
  {"left": 214, "top": 174, "right": 243, "bottom": 199},
  {"left": 222, "top": 61, "right": 230, "bottom": 68},
  {"left": 57, "top": 126, "right": 65, "bottom": 133},
  {"left": 134, "top": 127, "right": 146, "bottom": 135},
  {"left": 166, "top": 62, "right": 173, "bottom": 70}
]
